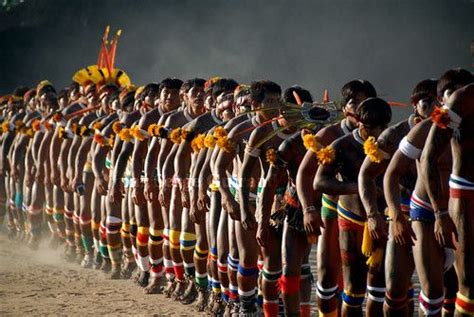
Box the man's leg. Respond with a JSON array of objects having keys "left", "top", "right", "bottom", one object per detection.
[
  {"left": 281, "top": 220, "right": 312, "bottom": 317},
  {"left": 105, "top": 195, "right": 123, "bottom": 279},
  {"left": 90, "top": 184, "right": 103, "bottom": 269},
  {"left": 236, "top": 217, "right": 259, "bottom": 315},
  {"left": 384, "top": 225, "right": 415, "bottom": 316},
  {"left": 120, "top": 186, "right": 136, "bottom": 279},
  {"left": 53, "top": 185, "right": 66, "bottom": 245},
  {"left": 190, "top": 216, "right": 209, "bottom": 310},
  {"left": 215, "top": 208, "right": 230, "bottom": 314},
  {"left": 261, "top": 226, "right": 282, "bottom": 317},
  {"left": 339, "top": 217, "right": 367, "bottom": 316},
  {"left": 317, "top": 195, "right": 342, "bottom": 316},
  {"left": 64, "top": 192, "right": 76, "bottom": 261},
  {"left": 27, "top": 181, "right": 44, "bottom": 249},
  {"left": 73, "top": 193, "right": 84, "bottom": 264},
  {"left": 412, "top": 221, "right": 445, "bottom": 317},
  {"left": 451, "top": 197, "right": 474, "bottom": 316},
  {"left": 169, "top": 185, "right": 186, "bottom": 298},
  {"left": 144, "top": 195, "right": 165, "bottom": 293},
  {"left": 79, "top": 172, "right": 95, "bottom": 267}
]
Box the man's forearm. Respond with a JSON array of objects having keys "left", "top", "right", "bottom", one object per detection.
[{"left": 296, "top": 152, "right": 318, "bottom": 210}]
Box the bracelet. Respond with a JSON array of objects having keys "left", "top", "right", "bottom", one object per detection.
[
  {"left": 303, "top": 205, "right": 317, "bottom": 214},
  {"left": 434, "top": 210, "right": 449, "bottom": 220}
]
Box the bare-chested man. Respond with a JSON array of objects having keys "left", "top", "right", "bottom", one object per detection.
[
  {"left": 159, "top": 78, "right": 207, "bottom": 298},
  {"left": 420, "top": 69, "right": 474, "bottom": 317},
  {"left": 296, "top": 80, "right": 376, "bottom": 316},
  {"left": 257, "top": 86, "right": 323, "bottom": 317},
  {"left": 234, "top": 80, "right": 284, "bottom": 316},
  {"left": 360, "top": 79, "right": 437, "bottom": 316},
  {"left": 315, "top": 97, "right": 391, "bottom": 316}
]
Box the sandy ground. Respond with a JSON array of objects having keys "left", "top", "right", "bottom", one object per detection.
[{"left": 0, "top": 233, "right": 202, "bottom": 316}]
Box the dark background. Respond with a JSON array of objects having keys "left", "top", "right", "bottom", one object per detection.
[{"left": 0, "top": 0, "right": 473, "bottom": 120}]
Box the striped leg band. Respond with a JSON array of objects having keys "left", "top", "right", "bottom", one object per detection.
[
  {"left": 342, "top": 290, "right": 366, "bottom": 308},
  {"left": 194, "top": 245, "right": 208, "bottom": 260},
  {"left": 419, "top": 291, "right": 444, "bottom": 315},
  {"left": 367, "top": 285, "right": 385, "bottom": 303},
  {"left": 179, "top": 231, "right": 196, "bottom": 251},
  {"left": 316, "top": 282, "right": 339, "bottom": 300},
  {"left": 262, "top": 268, "right": 282, "bottom": 282},
  {"left": 105, "top": 216, "right": 122, "bottom": 234},
  {"left": 149, "top": 228, "right": 164, "bottom": 246},
  {"left": 455, "top": 292, "right": 474, "bottom": 315},
  {"left": 137, "top": 226, "right": 149, "bottom": 247}
]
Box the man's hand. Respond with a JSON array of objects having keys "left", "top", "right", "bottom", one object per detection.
[
  {"left": 109, "top": 181, "right": 124, "bottom": 203},
  {"left": 303, "top": 206, "right": 325, "bottom": 236},
  {"left": 256, "top": 222, "right": 270, "bottom": 248},
  {"left": 223, "top": 195, "right": 241, "bottom": 221},
  {"left": 190, "top": 204, "right": 206, "bottom": 224},
  {"left": 51, "top": 169, "right": 61, "bottom": 186},
  {"left": 159, "top": 182, "right": 172, "bottom": 209},
  {"left": 132, "top": 182, "right": 146, "bottom": 206},
  {"left": 241, "top": 210, "right": 257, "bottom": 231},
  {"left": 434, "top": 213, "right": 458, "bottom": 249},
  {"left": 144, "top": 179, "right": 158, "bottom": 202},
  {"left": 197, "top": 187, "right": 210, "bottom": 212},
  {"left": 97, "top": 176, "right": 108, "bottom": 195},
  {"left": 391, "top": 214, "right": 416, "bottom": 246},
  {"left": 367, "top": 213, "right": 388, "bottom": 243}
]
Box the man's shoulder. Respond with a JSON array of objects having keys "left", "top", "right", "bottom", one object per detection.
[{"left": 316, "top": 122, "right": 343, "bottom": 145}]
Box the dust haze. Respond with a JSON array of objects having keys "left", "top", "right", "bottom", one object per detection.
[{"left": 0, "top": 0, "right": 473, "bottom": 120}]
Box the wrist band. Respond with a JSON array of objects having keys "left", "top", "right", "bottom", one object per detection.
[
  {"left": 303, "top": 206, "right": 317, "bottom": 214},
  {"left": 434, "top": 210, "right": 449, "bottom": 220}
]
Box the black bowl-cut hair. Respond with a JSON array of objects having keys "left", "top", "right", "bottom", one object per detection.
[
  {"left": 211, "top": 78, "right": 238, "bottom": 100},
  {"left": 159, "top": 78, "right": 183, "bottom": 92},
  {"left": 250, "top": 80, "right": 282, "bottom": 103},
  {"left": 186, "top": 78, "right": 206, "bottom": 91},
  {"left": 437, "top": 68, "right": 473, "bottom": 98},
  {"left": 341, "top": 80, "right": 377, "bottom": 107},
  {"left": 356, "top": 97, "right": 391, "bottom": 127},
  {"left": 411, "top": 79, "right": 438, "bottom": 105},
  {"left": 283, "top": 85, "right": 313, "bottom": 104}
]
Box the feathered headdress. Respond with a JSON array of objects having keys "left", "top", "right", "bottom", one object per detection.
[{"left": 72, "top": 26, "right": 131, "bottom": 88}]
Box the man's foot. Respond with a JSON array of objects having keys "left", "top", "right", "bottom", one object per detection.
[
  {"left": 63, "top": 245, "right": 77, "bottom": 262},
  {"left": 171, "top": 279, "right": 186, "bottom": 300},
  {"left": 120, "top": 259, "right": 137, "bottom": 279},
  {"left": 194, "top": 287, "right": 209, "bottom": 312},
  {"left": 210, "top": 296, "right": 224, "bottom": 316},
  {"left": 228, "top": 301, "right": 240, "bottom": 317},
  {"left": 75, "top": 250, "right": 85, "bottom": 265},
  {"left": 163, "top": 280, "right": 176, "bottom": 298},
  {"left": 205, "top": 291, "right": 217, "bottom": 313},
  {"left": 27, "top": 236, "right": 40, "bottom": 250},
  {"left": 81, "top": 253, "right": 93, "bottom": 269},
  {"left": 137, "top": 270, "right": 150, "bottom": 287},
  {"left": 100, "top": 258, "right": 112, "bottom": 273},
  {"left": 143, "top": 276, "right": 163, "bottom": 294},
  {"left": 93, "top": 252, "right": 103, "bottom": 270},
  {"left": 109, "top": 266, "right": 121, "bottom": 280},
  {"left": 48, "top": 234, "right": 61, "bottom": 249},
  {"left": 180, "top": 278, "right": 198, "bottom": 304}
]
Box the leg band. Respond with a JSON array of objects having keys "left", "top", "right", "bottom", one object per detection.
[
  {"left": 316, "top": 282, "right": 339, "bottom": 300},
  {"left": 227, "top": 255, "right": 239, "bottom": 271},
  {"left": 149, "top": 228, "right": 164, "bottom": 246},
  {"left": 238, "top": 264, "right": 259, "bottom": 277},
  {"left": 211, "top": 278, "right": 221, "bottom": 294},
  {"left": 262, "top": 268, "right": 282, "bottom": 282},
  {"left": 164, "top": 258, "right": 175, "bottom": 280},
  {"left": 263, "top": 300, "right": 279, "bottom": 317},
  {"left": 367, "top": 285, "right": 385, "bottom": 303},
  {"left": 385, "top": 292, "right": 408, "bottom": 310},
  {"left": 209, "top": 246, "right": 218, "bottom": 262},
  {"left": 130, "top": 223, "right": 138, "bottom": 237},
  {"left": 150, "top": 257, "right": 164, "bottom": 277},
  {"left": 443, "top": 297, "right": 456, "bottom": 314},
  {"left": 195, "top": 272, "right": 208, "bottom": 289},
  {"left": 217, "top": 260, "right": 228, "bottom": 273},
  {"left": 173, "top": 261, "right": 184, "bottom": 281},
  {"left": 300, "top": 263, "right": 312, "bottom": 280},
  {"left": 419, "top": 291, "right": 444, "bottom": 315},
  {"left": 137, "top": 254, "right": 151, "bottom": 272},
  {"left": 257, "top": 259, "right": 264, "bottom": 272},
  {"left": 179, "top": 231, "right": 196, "bottom": 251},
  {"left": 169, "top": 229, "right": 180, "bottom": 250},
  {"left": 279, "top": 275, "right": 300, "bottom": 295},
  {"left": 455, "top": 292, "right": 474, "bottom": 315},
  {"left": 341, "top": 290, "right": 366, "bottom": 308},
  {"left": 300, "top": 302, "right": 311, "bottom": 317},
  {"left": 120, "top": 223, "right": 130, "bottom": 238},
  {"left": 229, "top": 283, "right": 239, "bottom": 302},
  {"left": 105, "top": 216, "right": 122, "bottom": 234},
  {"left": 79, "top": 215, "right": 91, "bottom": 225},
  {"left": 137, "top": 226, "right": 149, "bottom": 247},
  {"left": 163, "top": 228, "right": 169, "bottom": 246},
  {"left": 194, "top": 245, "right": 208, "bottom": 260}
]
